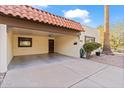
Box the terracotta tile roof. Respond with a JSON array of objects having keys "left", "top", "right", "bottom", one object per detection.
[{"left": 0, "top": 5, "right": 84, "bottom": 31}]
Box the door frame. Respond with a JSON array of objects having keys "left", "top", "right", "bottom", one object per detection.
[{"left": 48, "top": 39, "right": 54, "bottom": 53}]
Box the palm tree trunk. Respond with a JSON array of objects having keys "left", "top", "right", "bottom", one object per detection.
[{"left": 103, "top": 5, "right": 112, "bottom": 54}]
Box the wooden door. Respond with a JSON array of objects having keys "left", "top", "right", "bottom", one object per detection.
[{"left": 49, "top": 39, "right": 54, "bottom": 53}]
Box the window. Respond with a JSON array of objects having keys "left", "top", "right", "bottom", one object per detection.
[
  {"left": 18, "top": 37, "right": 32, "bottom": 47},
  {"left": 85, "top": 36, "right": 95, "bottom": 43}
]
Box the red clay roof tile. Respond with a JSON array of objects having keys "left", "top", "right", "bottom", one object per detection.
[{"left": 0, "top": 5, "right": 84, "bottom": 31}]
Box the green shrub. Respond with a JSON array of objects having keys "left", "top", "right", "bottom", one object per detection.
[{"left": 83, "top": 42, "right": 101, "bottom": 58}]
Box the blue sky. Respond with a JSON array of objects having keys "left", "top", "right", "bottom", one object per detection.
[{"left": 32, "top": 5, "right": 124, "bottom": 28}]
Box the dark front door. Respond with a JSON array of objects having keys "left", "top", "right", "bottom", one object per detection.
[{"left": 49, "top": 39, "right": 54, "bottom": 53}]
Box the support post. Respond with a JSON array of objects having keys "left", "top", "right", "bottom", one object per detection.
[{"left": 0, "top": 24, "right": 7, "bottom": 73}]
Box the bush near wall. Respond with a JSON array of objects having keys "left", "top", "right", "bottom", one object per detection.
[{"left": 83, "top": 42, "right": 101, "bottom": 58}]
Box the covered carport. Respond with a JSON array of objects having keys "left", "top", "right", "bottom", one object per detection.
[
  {"left": 0, "top": 5, "right": 83, "bottom": 73},
  {"left": 7, "top": 27, "right": 81, "bottom": 70}
]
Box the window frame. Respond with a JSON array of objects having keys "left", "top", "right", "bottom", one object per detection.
[
  {"left": 85, "top": 36, "right": 95, "bottom": 43},
  {"left": 18, "top": 37, "right": 32, "bottom": 47}
]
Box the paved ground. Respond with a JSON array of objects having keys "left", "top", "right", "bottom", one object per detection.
[
  {"left": 90, "top": 53, "right": 124, "bottom": 68},
  {"left": 1, "top": 54, "right": 124, "bottom": 88},
  {"left": 8, "top": 53, "right": 76, "bottom": 70},
  {"left": 0, "top": 73, "right": 5, "bottom": 86}
]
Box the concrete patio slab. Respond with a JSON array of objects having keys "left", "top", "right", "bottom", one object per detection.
[
  {"left": 88, "top": 66, "right": 124, "bottom": 88},
  {"left": 1, "top": 58, "right": 107, "bottom": 87},
  {"left": 71, "top": 79, "right": 105, "bottom": 88},
  {"left": 61, "top": 59, "right": 108, "bottom": 77},
  {"left": 2, "top": 63, "right": 83, "bottom": 88},
  {"left": 8, "top": 53, "right": 76, "bottom": 70},
  {"left": 1, "top": 54, "right": 124, "bottom": 88},
  {"left": 0, "top": 73, "right": 5, "bottom": 86}
]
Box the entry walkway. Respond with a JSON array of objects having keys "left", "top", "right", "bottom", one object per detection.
[{"left": 1, "top": 54, "right": 124, "bottom": 88}]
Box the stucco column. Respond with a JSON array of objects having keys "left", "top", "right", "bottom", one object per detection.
[{"left": 0, "top": 24, "right": 7, "bottom": 73}]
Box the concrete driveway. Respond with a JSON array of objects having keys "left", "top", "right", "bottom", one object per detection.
[{"left": 1, "top": 54, "right": 124, "bottom": 88}]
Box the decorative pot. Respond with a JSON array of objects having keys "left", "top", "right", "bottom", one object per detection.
[{"left": 96, "top": 52, "right": 100, "bottom": 56}]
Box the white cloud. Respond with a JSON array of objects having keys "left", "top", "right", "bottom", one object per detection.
[
  {"left": 64, "top": 9, "right": 89, "bottom": 19},
  {"left": 84, "top": 19, "right": 91, "bottom": 23},
  {"left": 39, "top": 5, "right": 48, "bottom": 8},
  {"left": 63, "top": 9, "right": 91, "bottom": 23},
  {"left": 32, "top": 5, "right": 48, "bottom": 9}
]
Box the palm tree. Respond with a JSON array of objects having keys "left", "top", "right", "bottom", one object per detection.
[{"left": 102, "top": 5, "right": 112, "bottom": 54}]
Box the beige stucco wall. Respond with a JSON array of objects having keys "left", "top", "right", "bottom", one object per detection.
[
  {"left": 13, "top": 34, "right": 49, "bottom": 56},
  {"left": 12, "top": 34, "right": 80, "bottom": 58},
  {"left": 80, "top": 25, "right": 100, "bottom": 55},
  {"left": 7, "top": 31, "right": 13, "bottom": 64},
  {"left": 55, "top": 35, "right": 81, "bottom": 57},
  {"left": 80, "top": 25, "right": 100, "bottom": 44},
  {"left": 54, "top": 25, "right": 100, "bottom": 57}
]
